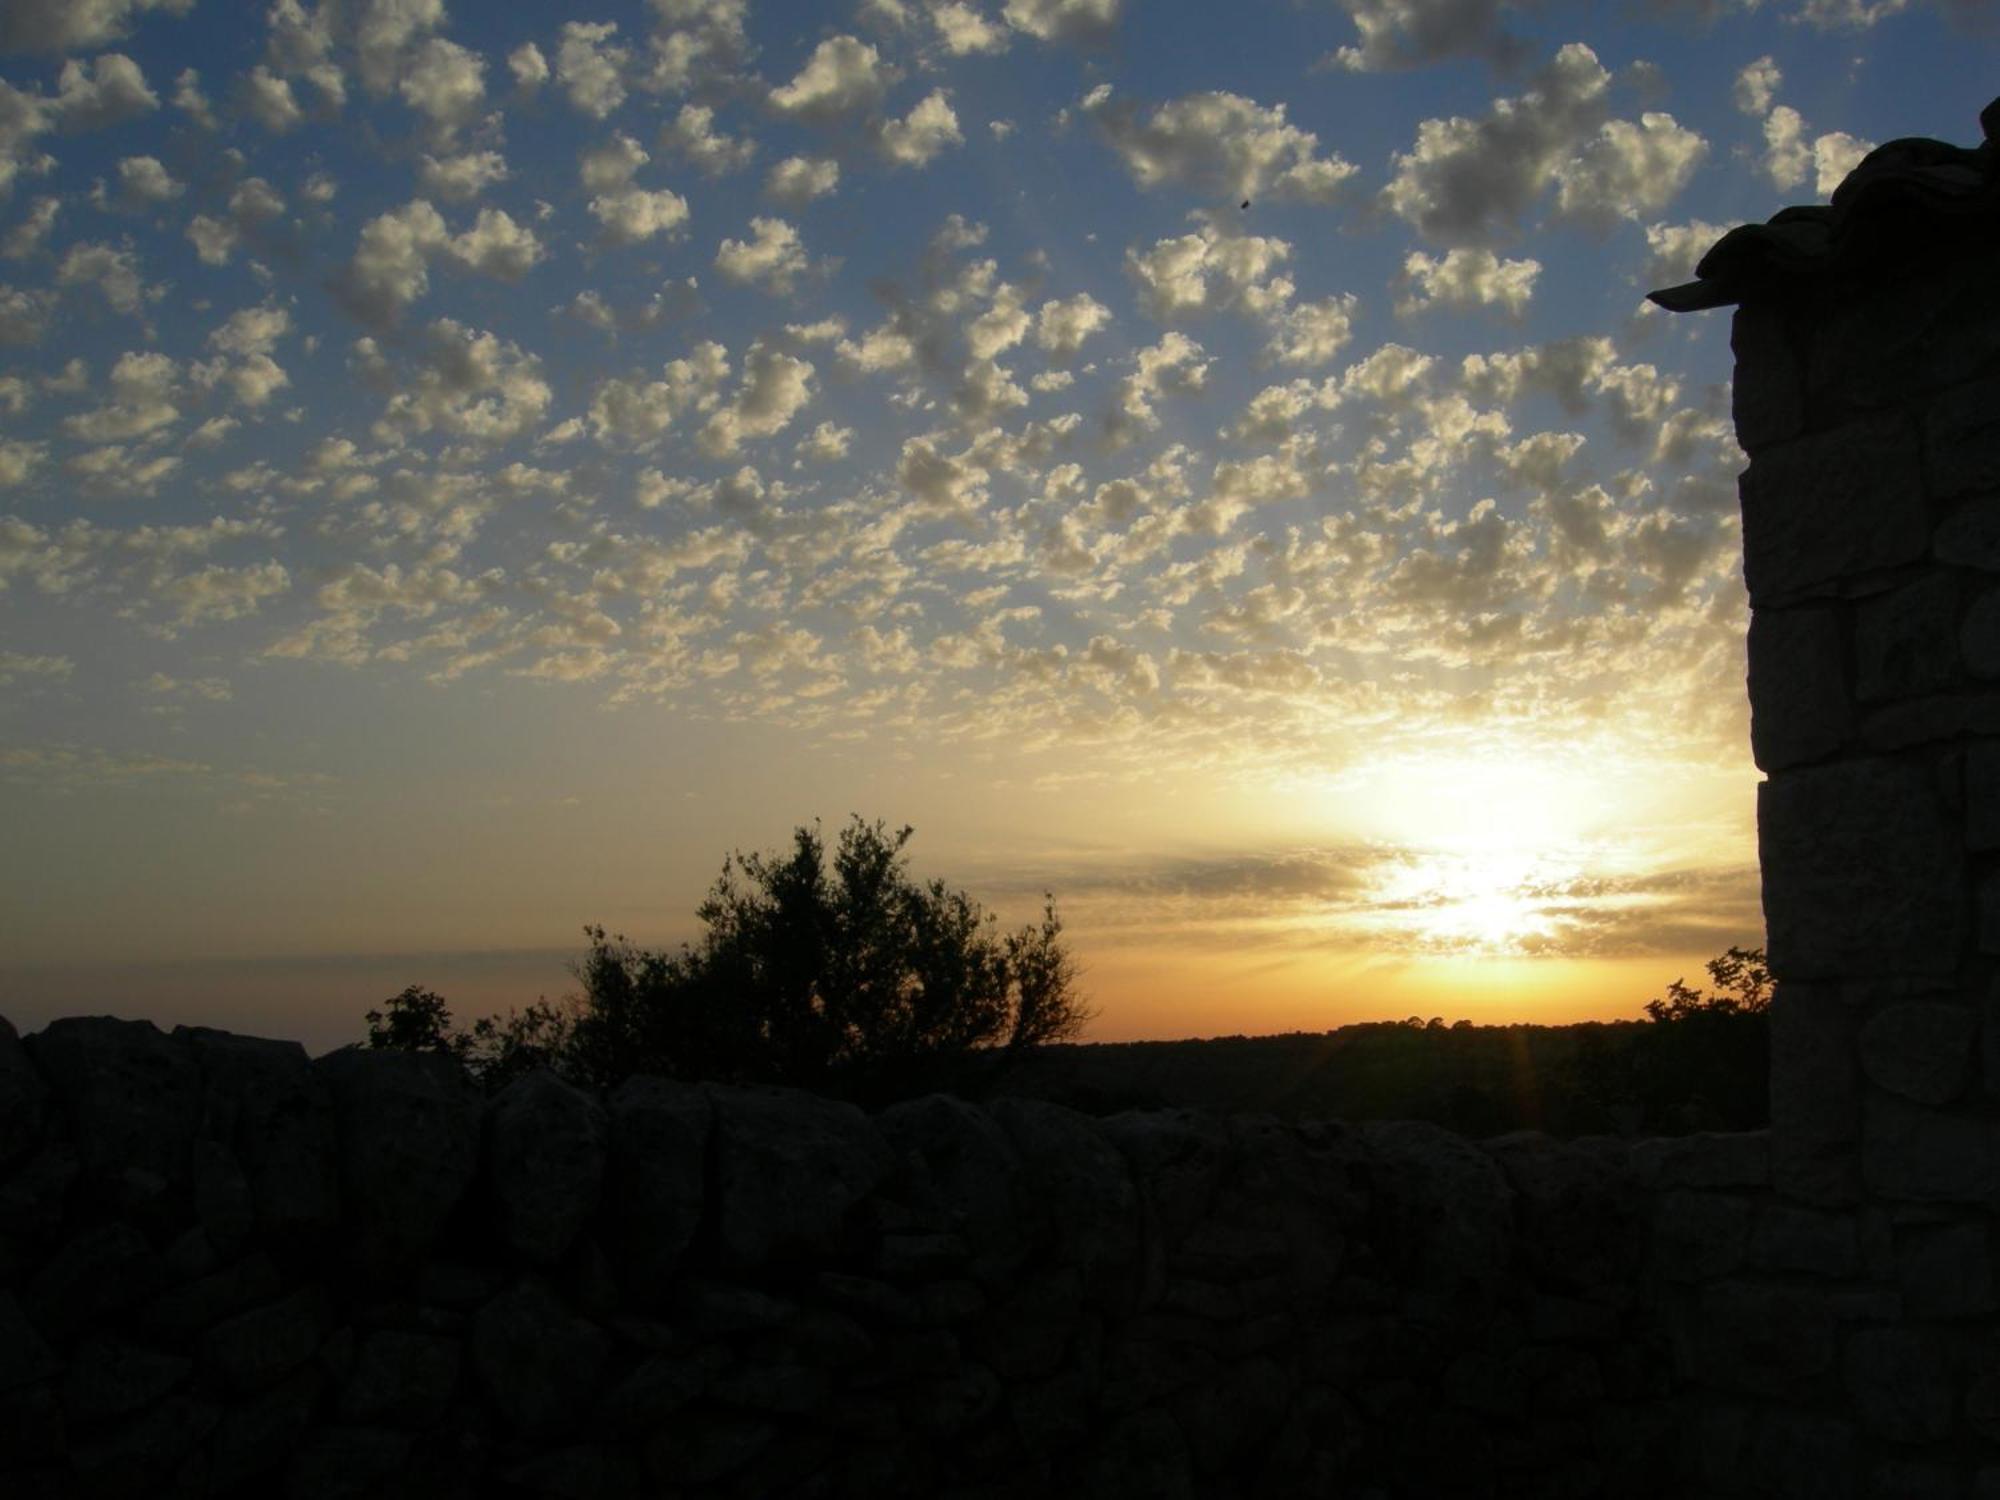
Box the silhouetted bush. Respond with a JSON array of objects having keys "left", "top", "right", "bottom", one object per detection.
[{"left": 368, "top": 817, "right": 1090, "bottom": 1097}]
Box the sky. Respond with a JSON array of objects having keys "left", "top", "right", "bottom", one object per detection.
[{"left": 0, "top": 0, "right": 1993, "bottom": 1055}]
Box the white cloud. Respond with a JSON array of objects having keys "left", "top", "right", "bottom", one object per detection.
[
  {"left": 238, "top": 63, "right": 303, "bottom": 131},
  {"left": 1733, "top": 55, "right": 1780, "bottom": 116},
  {"left": 580, "top": 133, "right": 650, "bottom": 192},
  {"left": 207, "top": 302, "right": 290, "bottom": 358},
  {"left": 52, "top": 52, "right": 158, "bottom": 130},
  {"left": 700, "top": 343, "right": 816, "bottom": 455},
  {"left": 2, "top": 196, "right": 59, "bottom": 257},
  {"left": 590, "top": 186, "right": 691, "bottom": 245},
  {"left": 397, "top": 36, "right": 485, "bottom": 132},
  {"left": 1813, "top": 129, "right": 1873, "bottom": 196},
  {"left": 1110, "top": 330, "right": 1210, "bottom": 441},
  {"left": 769, "top": 34, "right": 890, "bottom": 121},
  {"left": 157, "top": 560, "right": 290, "bottom": 628},
  {"left": 587, "top": 340, "right": 729, "bottom": 446},
  {"left": 1126, "top": 215, "right": 1292, "bottom": 320},
  {"left": 57, "top": 240, "right": 146, "bottom": 313},
  {"left": 1002, "top": 0, "right": 1122, "bottom": 44},
  {"left": 1640, "top": 219, "right": 1728, "bottom": 287},
  {"left": 182, "top": 174, "right": 287, "bottom": 266},
  {"left": 1324, "top": 0, "right": 1527, "bottom": 72},
  {"left": 1397, "top": 247, "right": 1539, "bottom": 317},
  {"left": 1382, "top": 43, "right": 1703, "bottom": 241},
  {"left": 796, "top": 420, "right": 853, "bottom": 462},
  {"left": 419, "top": 149, "right": 508, "bottom": 201},
  {"left": 715, "top": 216, "right": 810, "bottom": 292},
  {"left": 0, "top": 439, "right": 46, "bottom": 486},
  {"left": 1090, "top": 89, "right": 1357, "bottom": 204},
  {"left": 931, "top": 2, "right": 1009, "bottom": 53},
  {"left": 661, "top": 103, "right": 755, "bottom": 176},
  {"left": 837, "top": 322, "right": 917, "bottom": 373},
  {"left": 0, "top": 81, "right": 55, "bottom": 197},
  {"left": 1035, "top": 292, "right": 1111, "bottom": 354},
  {"left": 556, "top": 20, "right": 629, "bottom": 119},
  {"left": 374, "top": 319, "right": 552, "bottom": 445},
  {"left": 64, "top": 349, "right": 179, "bottom": 441},
  {"left": 112, "top": 153, "right": 180, "bottom": 204},
  {"left": 764, "top": 154, "right": 839, "bottom": 204},
  {"left": 1266, "top": 294, "right": 1359, "bottom": 366},
  {"left": 879, "top": 88, "right": 963, "bottom": 167},
  {"left": 507, "top": 41, "right": 549, "bottom": 89},
  {"left": 1554, "top": 111, "right": 1706, "bottom": 228},
  {"left": 448, "top": 206, "right": 544, "bottom": 279},
  {"left": 0, "top": 0, "right": 194, "bottom": 56},
  {"left": 1761, "top": 104, "right": 1809, "bottom": 190},
  {"left": 170, "top": 66, "right": 211, "bottom": 126},
  {"left": 0, "top": 284, "right": 58, "bottom": 344},
  {"left": 352, "top": 0, "right": 446, "bottom": 94},
  {"left": 335, "top": 200, "right": 544, "bottom": 326}
]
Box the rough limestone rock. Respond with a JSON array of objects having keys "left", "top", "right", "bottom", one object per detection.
[
  {"left": 176, "top": 1027, "right": 339, "bottom": 1240},
  {"left": 1748, "top": 1202, "right": 1858, "bottom": 1277},
  {"left": 0, "top": 1290, "right": 56, "bottom": 1392},
  {"left": 1970, "top": 743, "right": 2000, "bottom": 854},
  {"left": 469, "top": 1278, "right": 608, "bottom": 1435},
  {"left": 1897, "top": 1222, "right": 1995, "bottom": 1319},
  {"left": 1484, "top": 1133, "right": 1642, "bottom": 1292},
  {"left": 1857, "top": 1001, "right": 1977, "bottom": 1105},
  {"left": 24, "top": 1016, "right": 202, "bottom": 1181},
  {"left": 1926, "top": 373, "right": 2000, "bottom": 502},
  {"left": 877, "top": 1092, "right": 1031, "bottom": 1274},
  {"left": 1736, "top": 412, "right": 1927, "bottom": 605},
  {"left": 313, "top": 1047, "right": 482, "bottom": 1272},
  {"left": 1962, "top": 589, "right": 2000, "bottom": 680},
  {"left": 1768, "top": 987, "right": 1859, "bottom": 1205},
  {"left": 1863, "top": 1091, "right": 1995, "bottom": 1203},
  {"left": 988, "top": 1097, "right": 1141, "bottom": 1278},
  {"left": 60, "top": 1335, "right": 192, "bottom": 1427},
  {"left": 1758, "top": 758, "right": 1963, "bottom": 979},
  {"left": 0, "top": 1016, "right": 46, "bottom": 1172},
  {"left": 338, "top": 1330, "right": 461, "bottom": 1427},
  {"left": 1844, "top": 1328, "right": 1956, "bottom": 1444},
  {"left": 1359, "top": 1119, "right": 1512, "bottom": 1297},
  {"left": 1098, "top": 1108, "right": 1230, "bottom": 1245},
  {"left": 1677, "top": 1280, "right": 1835, "bottom": 1398},
  {"left": 603, "top": 1075, "right": 710, "bottom": 1292},
  {"left": 1746, "top": 606, "right": 1850, "bottom": 770},
  {"left": 482, "top": 1068, "right": 607, "bottom": 1265},
  {"left": 200, "top": 1288, "right": 326, "bottom": 1396},
  {"left": 1852, "top": 573, "right": 1960, "bottom": 703},
  {"left": 707, "top": 1084, "right": 895, "bottom": 1266}
]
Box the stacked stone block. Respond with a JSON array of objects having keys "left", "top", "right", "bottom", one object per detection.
[
  {"left": 1723, "top": 235, "right": 2000, "bottom": 1494},
  {"left": 1, "top": 1013, "right": 1717, "bottom": 1499}
]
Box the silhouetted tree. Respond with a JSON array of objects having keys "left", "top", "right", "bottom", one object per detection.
[
  {"left": 1643, "top": 945, "right": 1771, "bottom": 1022},
  {"left": 365, "top": 985, "right": 467, "bottom": 1058},
  {"left": 368, "top": 817, "right": 1090, "bottom": 1097},
  {"left": 564, "top": 818, "right": 1091, "bottom": 1093},
  {"left": 366, "top": 984, "right": 576, "bottom": 1091}
]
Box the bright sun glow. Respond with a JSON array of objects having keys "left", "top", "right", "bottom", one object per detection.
[
  {"left": 1291, "top": 745, "right": 1696, "bottom": 956},
  {"left": 1366, "top": 845, "right": 1575, "bottom": 955}
]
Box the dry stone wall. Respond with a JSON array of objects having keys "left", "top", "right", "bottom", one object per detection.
[{"left": 0, "top": 1011, "right": 1782, "bottom": 1500}]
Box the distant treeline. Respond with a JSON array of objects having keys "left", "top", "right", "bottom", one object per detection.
[
  {"left": 976, "top": 947, "right": 1772, "bottom": 1136},
  {"left": 977, "top": 1007, "right": 1769, "bottom": 1137}
]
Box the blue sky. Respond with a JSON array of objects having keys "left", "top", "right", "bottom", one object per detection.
[{"left": 1, "top": 0, "right": 1994, "bottom": 1051}]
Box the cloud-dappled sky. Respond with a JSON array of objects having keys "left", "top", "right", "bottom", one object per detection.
[{"left": 1, "top": 0, "right": 1992, "bottom": 1051}]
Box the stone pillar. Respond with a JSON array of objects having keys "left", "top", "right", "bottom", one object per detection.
[{"left": 1721, "top": 198, "right": 2000, "bottom": 1224}]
